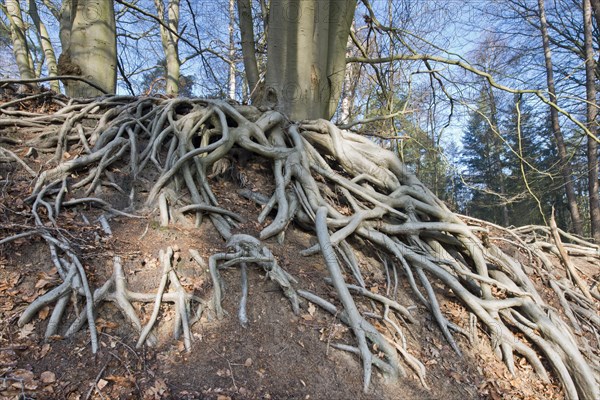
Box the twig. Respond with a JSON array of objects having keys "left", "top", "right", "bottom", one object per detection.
[{"left": 84, "top": 361, "right": 109, "bottom": 400}]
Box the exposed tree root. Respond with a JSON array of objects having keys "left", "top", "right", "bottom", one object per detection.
[{"left": 1, "top": 95, "right": 598, "bottom": 399}]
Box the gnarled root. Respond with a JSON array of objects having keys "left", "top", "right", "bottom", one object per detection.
[{"left": 209, "top": 233, "right": 300, "bottom": 324}]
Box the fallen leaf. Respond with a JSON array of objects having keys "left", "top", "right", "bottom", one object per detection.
[
  {"left": 105, "top": 375, "right": 133, "bottom": 386},
  {"left": 10, "top": 369, "right": 34, "bottom": 382},
  {"left": 41, "top": 371, "right": 56, "bottom": 384},
  {"left": 95, "top": 318, "right": 118, "bottom": 331},
  {"left": 19, "top": 323, "right": 35, "bottom": 339},
  {"left": 97, "top": 379, "right": 108, "bottom": 390},
  {"left": 39, "top": 306, "right": 50, "bottom": 320},
  {"left": 307, "top": 302, "right": 316, "bottom": 316},
  {"left": 35, "top": 269, "right": 59, "bottom": 289},
  {"left": 0, "top": 350, "right": 17, "bottom": 365},
  {"left": 0, "top": 299, "right": 14, "bottom": 312}
]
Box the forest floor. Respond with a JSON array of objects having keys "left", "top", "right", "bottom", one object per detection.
[{"left": 0, "top": 95, "right": 594, "bottom": 399}]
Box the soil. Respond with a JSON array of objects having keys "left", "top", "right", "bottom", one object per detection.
[{"left": 0, "top": 96, "right": 579, "bottom": 399}]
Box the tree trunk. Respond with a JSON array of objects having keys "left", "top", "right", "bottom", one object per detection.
[
  {"left": 265, "top": 0, "right": 357, "bottom": 120},
  {"left": 4, "top": 0, "right": 35, "bottom": 80},
  {"left": 154, "top": 0, "right": 181, "bottom": 96},
  {"left": 28, "top": 0, "right": 60, "bottom": 92},
  {"left": 590, "top": 0, "right": 600, "bottom": 28},
  {"left": 228, "top": 0, "right": 236, "bottom": 100},
  {"left": 59, "top": 0, "right": 72, "bottom": 51},
  {"left": 339, "top": 30, "right": 356, "bottom": 125},
  {"left": 583, "top": 0, "right": 600, "bottom": 242},
  {"left": 237, "top": 0, "right": 259, "bottom": 102},
  {"left": 537, "top": 0, "right": 584, "bottom": 235},
  {"left": 59, "top": 0, "right": 117, "bottom": 97}
]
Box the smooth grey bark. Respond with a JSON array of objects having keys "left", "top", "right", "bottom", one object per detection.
[
  {"left": 265, "top": 0, "right": 357, "bottom": 120},
  {"left": 28, "top": 0, "right": 60, "bottom": 92},
  {"left": 228, "top": 0, "right": 236, "bottom": 100},
  {"left": 237, "top": 0, "right": 260, "bottom": 101},
  {"left": 59, "top": 0, "right": 117, "bottom": 97},
  {"left": 154, "top": 0, "right": 181, "bottom": 96},
  {"left": 4, "top": 0, "right": 35, "bottom": 80},
  {"left": 537, "top": 0, "right": 584, "bottom": 235},
  {"left": 583, "top": 0, "right": 600, "bottom": 242},
  {"left": 58, "top": 0, "right": 71, "bottom": 51}
]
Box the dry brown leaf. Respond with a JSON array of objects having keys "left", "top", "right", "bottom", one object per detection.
[
  {"left": 301, "top": 314, "right": 314, "bottom": 321},
  {"left": 96, "top": 318, "right": 118, "bottom": 331},
  {"left": 0, "top": 299, "right": 14, "bottom": 312},
  {"left": 40, "top": 371, "right": 56, "bottom": 384},
  {"left": 39, "top": 343, "right": 51, "bottom": 359},
  {"left": 67, "top": 392, "right": 81, "bottom": 400},
  {"left": 38, "top": 306, "right": 50, "bottom": 320},
  {"left": 9, "top": 369, "right": 38, "bottom": 390},
  {"left": 105, "top": 375, "right": 133, "bottom": 386},
  {"left": 19, "top": 322, "right": 35, "bottom": 339},
  {"left": 9, "top": 369, "right": 34, "bottom": 382},
  {"left": 0, "top": 349, "right": 17, "bottom": 366},
  {"left": 97, "top": 379, "right": 108, "bottom": 390},
  {"left": 35, "top": 269, "right": 59, "bottom": 289}
]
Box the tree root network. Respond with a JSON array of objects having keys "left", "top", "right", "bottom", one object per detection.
[{"left": 0, "top": 94, "right": 598, "bottom": 399}]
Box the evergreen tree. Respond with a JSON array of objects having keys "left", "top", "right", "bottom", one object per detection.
[
  {"left": 462, "top": 87, "right": 510, "bottom": 225},
  {"left": 503, "top": 95, "right": 549, "bottom": 225}
]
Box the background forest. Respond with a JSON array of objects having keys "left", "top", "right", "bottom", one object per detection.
[{"left": 1, "top": 0, "right": 598, "bottom": 239}]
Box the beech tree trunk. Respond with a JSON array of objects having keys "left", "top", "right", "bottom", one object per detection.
[
  {"left": 59, "top": 0, "right": 117, "bottom": 97},
  {"left": 154, "top": 0, "right": 181, "bottom": 96},
  {"left": 4, "top": 0, "right": 35, "bottom": 80},
  {"left": 583, "top": 0, "right": 600, "bottom": 242},
  {"left": 264, "top": 0, "right": 357, "bottom": 120},
  {"left": 228, "top": 0, "right": 236, "bottom": 100},
  {"left": 237, "top": 0, "right": 260, "bottom": 102},
  {"left": 537, "top": 0, "right": 584, "bottom": 235},
  {"left": 28, "top": 0, "right": 60, "bottom": 92}
]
